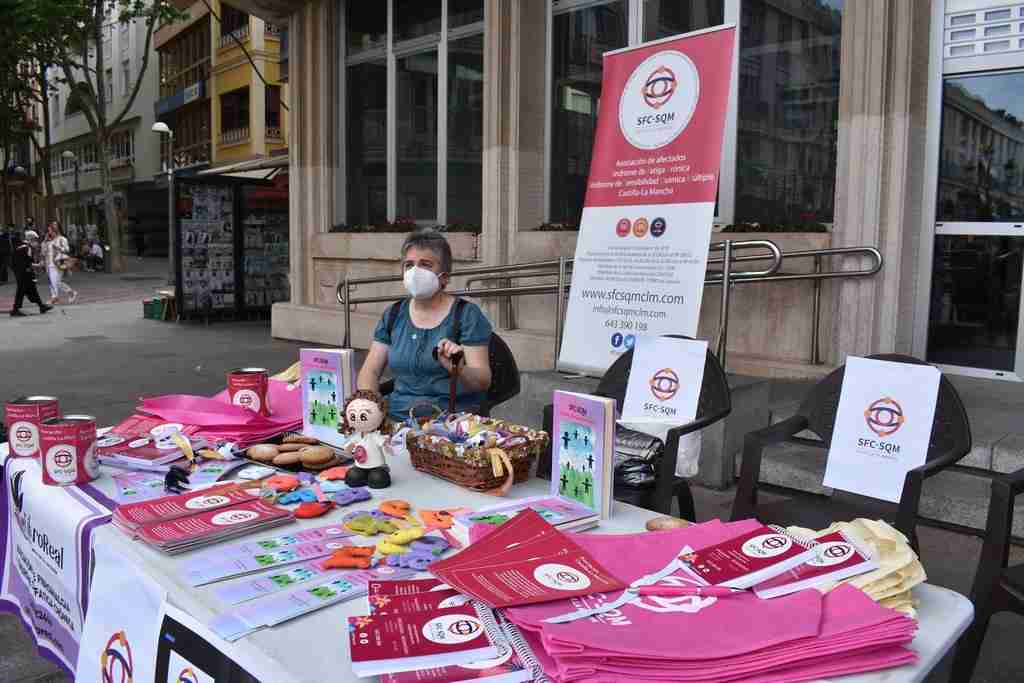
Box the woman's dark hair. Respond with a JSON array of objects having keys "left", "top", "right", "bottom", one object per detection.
[{"left": 401, "top": 228, "right": 452, "bottom": 274}]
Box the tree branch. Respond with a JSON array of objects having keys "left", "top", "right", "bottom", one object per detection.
[{"left": 110, "top": 0, "right": 161, "bottom": 130}]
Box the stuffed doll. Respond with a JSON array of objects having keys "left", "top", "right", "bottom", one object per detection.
[{"left": 342, "top": 390, "right": 393, "bottom": 489}]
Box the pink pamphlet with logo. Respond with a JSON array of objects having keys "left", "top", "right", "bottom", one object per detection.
[
  {"left": 677, "top": 524, "right": 820, "bottom": 588},
  {"left": 752, "top": 530, "right": 878, "bottom": 599},
  {"left": 348, "top": 605, "right": 501, "bottom": 678}
]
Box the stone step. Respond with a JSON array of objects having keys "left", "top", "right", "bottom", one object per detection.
[{"left": 733, "top": 441, "right": 1024, "bottom": 537}]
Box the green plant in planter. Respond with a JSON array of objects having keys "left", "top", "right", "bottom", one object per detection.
[
  {"left": 330, "top": 220, "right": 481, "bottom": 234},
  {"left": 719, "top": 222, "right": 828, "bottom": 233},
  {"left": 536, "top": 222, "right": 580, "bottom": 232}
]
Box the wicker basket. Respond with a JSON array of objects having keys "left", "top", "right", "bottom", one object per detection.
[{"left": 406, "top": 417, "right": 549, "bottom": 491}]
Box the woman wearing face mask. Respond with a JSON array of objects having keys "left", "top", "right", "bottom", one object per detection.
[{"left": 357, "top": 228, "right": 493, "bottom": 421}]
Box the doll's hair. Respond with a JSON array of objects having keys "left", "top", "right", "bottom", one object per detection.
[{"left": 340, "top": 390, "right": 391, "bottom": 435}]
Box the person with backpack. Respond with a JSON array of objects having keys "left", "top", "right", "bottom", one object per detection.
[{"left": 357, "top": 228, "right": 493, "bottom": 421}]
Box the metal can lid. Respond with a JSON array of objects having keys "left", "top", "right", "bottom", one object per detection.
[
  {"left": 231, "top": 367, "right": 269, "bottom": 375},
  {"left": 9, "top": 395, "right": 59, "bottom": 404},
  {"left": 63, "top": 414, "right": 97, "bottom": 422}
]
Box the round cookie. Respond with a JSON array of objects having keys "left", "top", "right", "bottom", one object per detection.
[
  {"left": 277, "top": 442, "right": 306, "bottom": 453},
  {"left": 645, "top": 516, "right": 692, "bottom": 532},
  {"left": 283, "top": 434, "right": 320, "bottom": 445},
  {"left": 304, "top": 454, "right": 342, "bottom": 471},
  {"left": 273, "top": 450, "right": 304, "bottom": 466},
  {"left": 300, "top": 446, "right": 335, "bottom": 467},
  {"left": 247, "top": 444, "right": 279, "bottom": 462}
]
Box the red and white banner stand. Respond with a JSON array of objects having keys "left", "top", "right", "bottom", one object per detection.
[{"left": 558, "top": 26, "right": 736, "bottom": 375}]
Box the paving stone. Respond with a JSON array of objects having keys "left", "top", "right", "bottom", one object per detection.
[{"left": 993, "top": 433, "right": 1024, "bottom": 474}]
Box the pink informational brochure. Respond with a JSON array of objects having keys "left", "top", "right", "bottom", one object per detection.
[
  {"left": 677, "top": 524, "right": 820, "bottom": 589},
  {"left": 135, "top": 499, "right": 292, "bottom": 552},
  {"left": 431, "top": 510, "right": 626, "bottom": 609},
  {"left": 113, "top": 482, "right": 256, "bottom": 530},
  {"left": 348, "top": 605, "right": 501, "bottom": 678},
  {"left": 369, "top": 578, "right": 452, "bottom": 598},
  {"left": 369, "top": 590, "right": 470, "bottom": 616},
  {"left": 752, "top": 530, "right": 878, "bottom": 599}
]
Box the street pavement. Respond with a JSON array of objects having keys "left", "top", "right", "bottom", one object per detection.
[{"left": 0, "top": 261, "right": 1022, "bottom": 682}]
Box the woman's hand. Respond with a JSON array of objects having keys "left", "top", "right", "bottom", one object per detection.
[{"left": 435, "top": 338, "right": 465, "bottom": 373}]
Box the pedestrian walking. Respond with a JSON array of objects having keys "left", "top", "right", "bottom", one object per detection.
[
  {"left": 0, "top": 224, "right": 12, "bottom": 284},
  {"left": 134, "top": 223, "right": 145, "bottom": 259},
  {"left": 9, "top": 231, "right": 51, "bottom": 317},
  {"left": 42, "top": 220, "right": 78, "bottom": 305}
]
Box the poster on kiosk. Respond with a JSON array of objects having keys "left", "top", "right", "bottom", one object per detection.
[{"left": 558, "top": 25, "right": 736, "bottom": 375}]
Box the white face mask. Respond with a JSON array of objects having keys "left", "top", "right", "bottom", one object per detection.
[{"left": 403, "top": 266, "right": 442, "bottom": 300}]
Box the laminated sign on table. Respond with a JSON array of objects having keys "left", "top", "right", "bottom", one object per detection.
[{"left": 823, "top": 357, "right": 941, "bottom": 503}]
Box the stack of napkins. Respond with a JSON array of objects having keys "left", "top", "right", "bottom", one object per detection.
[
  {"left": 501, "top": 520, "right": 919, "bottom": 682},
  {"left": 113, "top": 483, "right": 294, "bottom": 554},
  {"left": 785, "top": 518, "right": 926, "bottom": 618}
]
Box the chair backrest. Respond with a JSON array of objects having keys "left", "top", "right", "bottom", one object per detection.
[
  {"left": 797, "top": 353, "right": 972, "bottom": 463},
  {"left": 595, "top": 335, "right": 731, "bottom": 423},
  {"left": 483, "top": 332, "right": 521, "bottom": 410}
]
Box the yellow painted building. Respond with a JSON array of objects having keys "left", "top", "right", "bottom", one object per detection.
[{"left": 155, "top": 0, "right": 289, "bottom": 173}]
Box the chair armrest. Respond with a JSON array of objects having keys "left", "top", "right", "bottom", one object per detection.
[
  {"left": 748, "top": 415, "right": 811, "bottom": 446},
  {"left": 907, "top": 449, "right": 966, "bottom": 480},
  {"left": 998, "top": 465, "right": 1024, "bottom": 496}
]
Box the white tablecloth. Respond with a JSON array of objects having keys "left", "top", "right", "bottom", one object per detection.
[{"left": 4, "top": 445, "right": 974, "bottom": 682}]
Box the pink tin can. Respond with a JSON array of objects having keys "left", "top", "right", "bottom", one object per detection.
[
  {"left": 5, "top": 396, "right": 60, "bottom": 459},
  {"left": 227, "top": 367, "right": 271, "bottom": 416},
  {"left": 40, "top": 415, "right": 99, "bottom": 487}
]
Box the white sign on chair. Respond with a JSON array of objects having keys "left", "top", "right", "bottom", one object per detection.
[{"left": 823, "top": 357, "right": 941, "bottom": 503}]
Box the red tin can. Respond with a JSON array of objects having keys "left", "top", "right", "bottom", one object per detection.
[
  {"left": 40, "top": 415, "right": 99, "bottom": 486},
  {"left": 5, "top": 396, "right": 60, "bottom": 459},
  {"left": 227, "top": 367, "right": 272, "bottom": 416}
]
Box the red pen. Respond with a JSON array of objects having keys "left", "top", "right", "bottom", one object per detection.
[{"left": 635, "top": 585, "right": 744, "bottom": 598}]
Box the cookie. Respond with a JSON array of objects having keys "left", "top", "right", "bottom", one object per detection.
[
  {"left": 300, "top": 446, "right": 335, "bottom": 466},
  {"left": 305, "top": 455, "right": 342, "bottom": 471},
  {"left": 283, "top": 434, "right": 320, "bottom": 445},
  {"left": 247, "top": 444, "right": 279, "bottom": 462},
  {"left": 277, "top": 442, "right": 306, "bottom": 452},
  {"left": 645, "top": 516, "right": 692, "bottom": 531},
  {"left": 273, "top": 450, "right": 304, "bottom": 466}
]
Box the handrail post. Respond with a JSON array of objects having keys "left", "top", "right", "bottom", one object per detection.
[
  {"left": 716, "top": 240, "right": 732, "bottom": 370},
  {"left": 811, "top": 254, "right": 822, "bottom": 365},
  {"left": 342, "top": 276, "right": 351, "bottom": 348},
  {"left": 554, "top": 256, "right": 567, "bottom": 370}
]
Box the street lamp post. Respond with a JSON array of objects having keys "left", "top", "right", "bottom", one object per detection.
[
  {"left": 61, "top": 150, "right": 80, "bottom": 247},
  {"left": 152, "top": 122, "right": 175, "bottom": 285}
]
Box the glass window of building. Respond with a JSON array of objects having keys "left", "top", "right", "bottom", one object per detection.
[
  {"left": 937, "top": 72, "right": 1024, "bottom": 222},
  {"left": 394, "top": 0, "right": 442, "bottom": 42},
  {"left": 220, "top": 87, "right": 250, "bottom": 140},
  {"left": 548, "top": 1, "right": 628, "bottom": 226},
  {"left": 734, "top": 0, "right": 843, "bottom": 225},
  {"left": 447, "top": 33, "right": 484, "bottom": 226},
  {"left": 642, "top": 0, "right": 723, "bottom": 41},
  {"left": 346, "top": 59, "right": 388, "bottom": 226},
  {"left": 449, "top": 0, "right": 484, "bottom": 28},
  {"left": 347, "top": 2, "right": 385, "bottom": 53},
  {"left": 396, "top": 51, "right": 439, "bottom": 220},
  {"left": 341, "top": 0, "right": 484, "bottom": 229}
]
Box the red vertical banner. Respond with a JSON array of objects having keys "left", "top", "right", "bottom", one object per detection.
[{"left": 558, "top": 26, "right": 736, "bottom": 375}]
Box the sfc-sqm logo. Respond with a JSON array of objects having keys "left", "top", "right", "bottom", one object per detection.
[
  {"left": 864, "top": 397, "right": 905, "bottom": 438},
  {"left": 619, "top": 50, "right": 700, "bottom": 150}
]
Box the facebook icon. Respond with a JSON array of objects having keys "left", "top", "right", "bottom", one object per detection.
[{"left": 611, "top": 333, "right": 624, "bottom": 349}]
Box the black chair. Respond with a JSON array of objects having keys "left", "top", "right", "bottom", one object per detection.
[
  {"left": 950, "top": 468, "right": 1024, "bottom": 681},
  {"left": 539, "top": 335, "right": 732, "bottom": 520},
  {"left": 730, "top": 354, "right": 971, "bottom": 551},
  {"left": 381, "top": 332, "right": 521, "bottom": 418}
]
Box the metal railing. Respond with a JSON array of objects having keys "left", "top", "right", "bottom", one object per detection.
[{"left": 336, "top": 239, "right": 883, "bottom": 371}]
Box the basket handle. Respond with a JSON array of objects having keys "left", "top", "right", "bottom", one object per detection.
[
  {"left": 481, "top": 448, "right": 515, "bottom": 497},
  {"left": 406, "top": 400, "right": 445, "bottom": 427}
]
